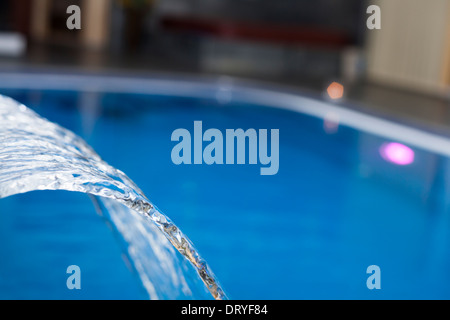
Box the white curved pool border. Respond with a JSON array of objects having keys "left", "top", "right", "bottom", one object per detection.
[{"left": 1, "top": 71, "right": 450, "bottom": 158}]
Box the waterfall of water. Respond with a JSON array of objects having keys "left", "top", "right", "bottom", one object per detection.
[{"left": 0, "top": 95, "right": 226, "bottom": 300}]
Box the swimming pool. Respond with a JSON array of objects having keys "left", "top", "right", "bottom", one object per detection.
[{"left": 1, "top": 72, "right": 449, "bottom": 299}]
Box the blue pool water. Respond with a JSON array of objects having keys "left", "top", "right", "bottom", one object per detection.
[{"left": 1, "top": 79, "right": 450, "bottom": 299}]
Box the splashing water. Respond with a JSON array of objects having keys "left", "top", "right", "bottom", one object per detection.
[{"left": 0, "top": 95, "right": 226, "bottom": 300}]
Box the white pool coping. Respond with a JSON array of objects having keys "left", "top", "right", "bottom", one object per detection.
[{"left": 0, "top": 71, "right": 449, "bottom": 158}]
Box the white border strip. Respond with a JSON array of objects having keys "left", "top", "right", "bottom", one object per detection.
[{"left": 1, "top": 72, "right": 449, "bottom": 157}]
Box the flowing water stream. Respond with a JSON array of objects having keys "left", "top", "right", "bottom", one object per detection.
[{"left": 0, "top": 95, "right": 226, "bottom": 300}]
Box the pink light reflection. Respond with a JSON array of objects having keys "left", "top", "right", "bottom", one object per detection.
[{"left": 379, "top": 142, "right": 414, "bottom": 165}]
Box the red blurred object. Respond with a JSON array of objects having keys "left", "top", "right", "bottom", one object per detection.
[{"left": 161, "top": 16, "right": 351, "bottom": 48}]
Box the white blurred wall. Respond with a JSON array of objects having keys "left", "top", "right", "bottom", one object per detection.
[{"left": 366, "top": 0, "right": 450, "bottom": 96}]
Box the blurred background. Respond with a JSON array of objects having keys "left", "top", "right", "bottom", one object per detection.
[{"left": 0, "top": 0, "right": 448, "bottom": 128}]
